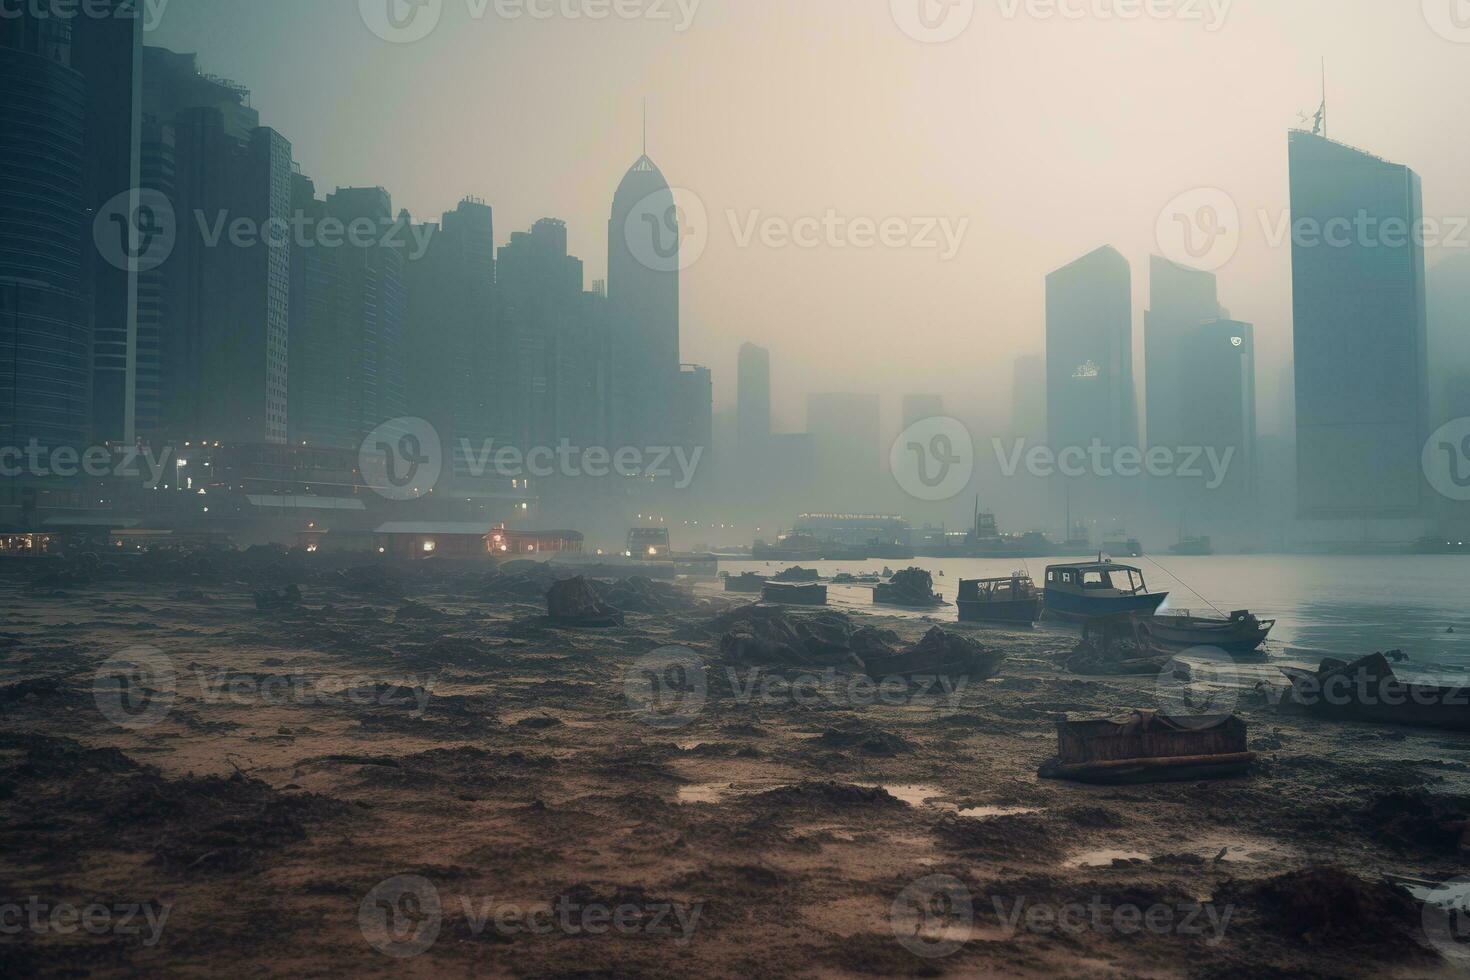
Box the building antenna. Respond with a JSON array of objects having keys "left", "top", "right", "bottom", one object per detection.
[
  {"left": 642, "top": 97, "right": 647, "bottom": 156},
  {"left": 1315, "top": 58, "right": 1327, "bottom": 137}
]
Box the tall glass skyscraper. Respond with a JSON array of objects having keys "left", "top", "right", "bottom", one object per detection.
[
  {"left": 1288, "top": 130, "right": 1429, "bottom": 521},
  {"left": 0, "top": 13, "right": 92, "bottom": 454}
]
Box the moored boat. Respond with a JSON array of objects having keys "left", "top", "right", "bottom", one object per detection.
[
  {"left": 1132, "top": 610, "right": 1274, "bottom": 654},
  {"left": 1042, "top": 560, "right": 1168, "bottom": 623},
  {"left": 957, "top": 575, "right": 1041, "bottom": 625},
  {"left": 1279, "top": 653, "right": 1470, "bottom": 732}
]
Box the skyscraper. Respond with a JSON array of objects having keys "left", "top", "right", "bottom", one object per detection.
[
  {"left": 73, "top": 2, "right": 142, "bottom": 445},
  {"left": 0, "top": 12, "right": 92, "bottom": 455},
  {"left": 607, "top": 152, "right": 679, "bottom": 448},
  {"left": 1288, "top": 130, "right": 1429, "bottom": 522},
  {"left": 737, "top": 342, "right": 771, "bottom": 460},
  {"left": 145, "top": 51, "right": 292, "bottom": 445},
  {"left": 497, "top": 218, "right": 590, "bottom": 452},
  {"left": 402, "top": 197, "right": 502, "bottom": 474},
  {"left": 1179, "top": 319, "right": 1257, "bottom": 534},
  {"left": 1046, "top": 246, "right": 1136, "bottom": 523},
  {"left": 1144, "top": 256, "right": 1221, "bottom": 450}
]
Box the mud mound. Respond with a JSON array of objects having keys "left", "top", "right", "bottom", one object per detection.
[
  {"left": 1217, "top": 866, "right": 1427, "bottom": 950},
  {"left": 937, "top": 813, "right": 1059, "bottom": 858},
  {"left": 599, "top": 576, "right": 702, "bottom": 615},
  {"left": 864, "top": 627, "right": 1005, "bottom": 681},
  {"left": 547, "top": 577, "right": 624, "bottom": 627},
  {"left": 1364, "top": 791, "right": 1470, "bottom": 855},
  {"left": 749, "top": 781, "right": 905, "bottom": 810},
  {"left": 0, "top": 732, "right": 346, "bottom": 873},
  {"left": 814, "top": 726, "right": 913, "bottom": 756},
  {"left": 709, "top": 606, "right": 898, "bottom": 669}
]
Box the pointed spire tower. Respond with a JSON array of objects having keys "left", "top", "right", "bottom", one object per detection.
[{"left": 607, "top": 101, "right": 680, "bottom": 448}]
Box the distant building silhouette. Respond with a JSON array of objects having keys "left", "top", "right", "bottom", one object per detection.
[
  {"left": 402, "top": 198, "right": 503, "bottom": 475},
  {"left": 737, "top": 342, "right": 772, "bottom": 462},
  {"left": 1180, "top": 319, "right": 1258, "bottom": 533},
  {"left": 1046, "top": 245, "right": 1136, "bottom": 526},
  {"left": 73, "top": 3, "right": 142, "bottom": 445},
  {"left": 675, "top": 364, "right": 713, "bottom": 487},
  {"left": 1009, "top": 353, "right": 1045, "bottom": 443},
  {"left": 808, "top": 393, "right": 881, "bottom": 511},
  {"left": 902, "top": 394, "right": 944, "bottom": 429},
  {"left": 144, "top": 50, "right": 292, "bottom": 445},
  {"left": 0, "top": 12, "right": 93, "bottom": 454},
  {"left": 1144, "top": 256, "right": 1221, "bottom": 450},
  {"left": 607, "top": 153, "right": 679, "bottom": 448},
  {"left": 1288, "top": 130, "right": 1429, "bottom": 523}
]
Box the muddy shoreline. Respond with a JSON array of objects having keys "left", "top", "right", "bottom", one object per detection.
[{"left": 2, "top": 555, "right": 1468, "bottom": 978}]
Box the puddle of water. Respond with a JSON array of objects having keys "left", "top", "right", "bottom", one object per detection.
[
  {"left": 1066, "top": 848, "right": 1151, "bottom": 868},
  {"left": 677, "top": 783, "right": 732, "bottom": 805},
  {"left": 957, "top": 806, "right": 1043, "bottom": 819},
  {"left": 677, "top": 741, "right": 707, "bottom": 751}
]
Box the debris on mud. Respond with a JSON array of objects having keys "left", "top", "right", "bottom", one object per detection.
[
  {"left": 864, "top": 626, "right": 1005, "bottom": 681},
  {"left": 547, "top": 576, "right": 625, "bottom": 627},
  {"left": 872, "top": 567, "right": 944, "bottom": 607}
]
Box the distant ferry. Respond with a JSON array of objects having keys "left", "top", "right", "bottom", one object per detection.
[{"left": 1042, "top": 560, "right": 1168, "bottom": 623}]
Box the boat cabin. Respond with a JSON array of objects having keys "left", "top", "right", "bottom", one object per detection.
[{"left": 1045, "top": 561, "right": 1151, "bottom": 598}]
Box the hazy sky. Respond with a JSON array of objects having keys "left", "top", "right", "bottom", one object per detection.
[{"left": 149, "top": 0, "right": 1470, "bottom": 437}]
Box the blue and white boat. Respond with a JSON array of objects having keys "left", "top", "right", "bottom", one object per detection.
[{"left": 1043, "top": 560, "right": 1168, "bottom": 623}]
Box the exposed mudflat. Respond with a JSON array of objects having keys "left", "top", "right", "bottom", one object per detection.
[{"left": 2, "top": 554, "right": 1469, "bottom": 978}]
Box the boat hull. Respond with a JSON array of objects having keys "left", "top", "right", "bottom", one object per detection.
[
  {"left": 1043, "top": 589, "right": 1167, "bottom": 623},
  {"left": 1135, "top": 614, "right": 1273, "bottom": 654},
  {"left": 956, "top": 597, "right": 1041, "bottom": 625}
]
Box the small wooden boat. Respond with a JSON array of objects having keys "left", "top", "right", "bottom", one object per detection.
[
  {"left": 1042, "top": 560, "right": 1168, "bottom": 623},
  {"left": 1279, "top": 653, "right": 1470, "bottom": 732},
  {"left": 723, "top": 572, "right": 768, "bottom": 594},
  {"left": 957, "top": 575, "right": 1041, "bottom": 625},
  {"left": 1040, "top": 711, "right": 1254, "bottom": 784},
  {"left": 761, "top": 582, "right": 828, "bottom": 606},
  {"left": 1132, "top": 610, "right": 1274, "bottom": 654}
]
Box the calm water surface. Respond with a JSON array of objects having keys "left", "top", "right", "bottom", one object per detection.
[{"left": 719, "top": 555, "right": 1470, "bottom": 680}]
